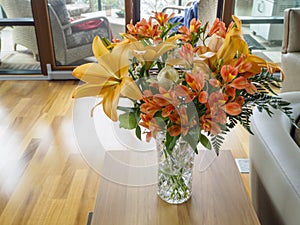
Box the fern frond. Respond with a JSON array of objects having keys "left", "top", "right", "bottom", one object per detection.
[
  {"left": 250, "top": 70, "right": 282, "bottom": 95},
  {"left": 210, "top": 132, "right": 226, "bottom": 155},
  {"left": 243, "top": 92, "right": 296, "bottom": 126}
]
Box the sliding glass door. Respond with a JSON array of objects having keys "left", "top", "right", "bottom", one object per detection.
[{"left": 0, "top": 0, "right": 130, "bottom": 76}]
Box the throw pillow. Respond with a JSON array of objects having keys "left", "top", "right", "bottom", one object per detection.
[{"left": 71, "top": 18, "right": 104, "bottom": 32}]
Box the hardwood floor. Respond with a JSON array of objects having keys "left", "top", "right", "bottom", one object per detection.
[{"left": 0, "top": 80, "right": 250, "bottom": 225}]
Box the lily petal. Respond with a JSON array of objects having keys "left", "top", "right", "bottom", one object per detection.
[
  {"left": 92, "top": 36, "right": 109, "bottom": 60},
  {"left": 72, "top": 63, "right": 118, "bottom": 83},
  {"left": 72, "top": 83, "right": 104, "bottom": 98},
  {"left": 102, "top": 85, "right": 121, "bottom": 121},
  {"left": 120, "top": 77, "right": 143, "bottom": 100}
]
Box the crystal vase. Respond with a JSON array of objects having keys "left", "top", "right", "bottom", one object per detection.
[{"left": 156, "top": 132, "right": 195, "bottom": 204}]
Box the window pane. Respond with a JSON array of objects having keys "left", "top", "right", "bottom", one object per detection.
[
  {"left": 234, "top": 0, "right": 300, "bottom": 64},
  {"left": 48, "top": 0, "right": 121, "bottom": 66},
  {"left": 140, "top": 0, "right": 189, "bottom": 17},
  {"left": 0, "top": 2, "right": 41, "bottom": 74}
]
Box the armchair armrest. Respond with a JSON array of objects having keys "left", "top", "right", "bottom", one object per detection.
[
  {"left": 70, "top": 16, "right": 109, "bottom": 26},
  {"left": 61, "top": 15, "right": 111, "bottom": 38},
  {"left": 162, "top": 0, "right": 193, "bottom": 13},
  {"left": 62, "top": 15, "right": 112, "bottom": 40},
  {"left": 162, "top": 5, "right": 186, "bottom": 13}
]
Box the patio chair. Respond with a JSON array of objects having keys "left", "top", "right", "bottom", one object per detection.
[
  {"left": 0, "top": 0, "right": 39, "bottom": 60},
  {"left": 48, "top": 0, "right": 112, "bottom": 65},
  {"left": 162, "top": 0, "right": 219, "bottom": 27}
]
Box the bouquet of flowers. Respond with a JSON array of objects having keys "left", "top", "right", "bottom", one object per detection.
[{"left": 72, "top": 12, "right": 295, "bottom": 155}]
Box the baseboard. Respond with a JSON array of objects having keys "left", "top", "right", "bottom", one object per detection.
[{"left": 47, "top": 64, "right": 77, "bottom": 80}]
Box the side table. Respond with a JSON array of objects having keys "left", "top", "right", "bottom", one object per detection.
[{"left": 90, "top": 150, "right": 260, "bottom": 225}]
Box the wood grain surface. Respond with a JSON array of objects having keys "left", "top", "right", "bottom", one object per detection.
[{"left": 91, "top": 151, "right": 260, "bottom": 225}]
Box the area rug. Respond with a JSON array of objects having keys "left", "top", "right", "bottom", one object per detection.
[{"left": 243, "top": 34, "right": 266, "bottom": 50}]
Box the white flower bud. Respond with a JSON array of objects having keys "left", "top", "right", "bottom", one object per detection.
[{"left": 157, "top": 65, "right": 179, "bottom": 89}]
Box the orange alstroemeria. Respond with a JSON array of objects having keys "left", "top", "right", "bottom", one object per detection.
[
  {"left": 207, "top": 91, "right": 242, "bottom": 121},
  {"left": 178, "top": 18, "right": 202, "bottom": 43},
  {"left": 178, "top": 25, "right": 192, "bottom": 43},
  {"left": 208, "top": 18, "right": 226, "bottom": 38},
  {"left": 200, "top": 114, "right": 221, "bottom": 135},
  {"left": 152, "top": 11, "right": 175, "bottom": 26},
  {"left": 189, "top": 18, "right": 202, "bottom": 33},
  {"left": 224, "top": 102, "right": 242, "bottom": 116},
  {"left": 220, "top": 65, "right": 238, "bottom": 83},
  {"left": 139, "top": 114, "right": 164, "bottom": 141},
  {"left": 127, "top": 18, "right": 161, "bottom": 40},
  {"left": 167, "top": 106, "right": 195, "bottom": 136},
  {"left": 72, "top": 36, "right": 142, "bottom": 121}
]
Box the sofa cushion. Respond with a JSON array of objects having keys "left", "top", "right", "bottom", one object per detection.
[{"left": 66, "top": 26, "right": 110, "bottom": 49}]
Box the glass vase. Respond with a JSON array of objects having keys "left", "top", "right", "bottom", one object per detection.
[{"left": 156, "top": 132, "right": 195, "bottom": 204}]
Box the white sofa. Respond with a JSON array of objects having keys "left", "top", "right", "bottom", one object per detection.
[
  {"left": 249, "top": 8, "right": 300, "bottom": 225},
  {"left": 250, "top": 92, "right": 300, "bottom": 225}
]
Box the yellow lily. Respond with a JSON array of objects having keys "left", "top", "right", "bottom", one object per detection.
[
  {"left": 72, "top": 36, "right": 142, "bottom": 121},
  {"left": 216, "top": 16, "right": 283, "bottom": 77},
  {"left": 216, "top": 16, "right": 249, "bottom": 65},
  {"left": 131, "top": 35, "right": 181, "bottom": 69}
]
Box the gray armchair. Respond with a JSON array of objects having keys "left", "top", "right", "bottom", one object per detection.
[{"left": 48, "top": 0, "right": 112, "bottom": 65}]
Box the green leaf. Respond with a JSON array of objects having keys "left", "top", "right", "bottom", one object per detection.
[
  {"left": 183, "top": 128, "right": 200, "bottom": 153},
  {"left": 135, "top": 125, "right": 141, "bottom": 140},
  {"left": 101, "top": 37, "right": 112, "bottom": 48},
  {"left": 119, "top": 112, "right": 137, "bottom": 129},
  {"left": 199, "top": 133, "right": 212, "bottom": 150},
  {"left": 165, "top": 133, "right": 179, "bottom": 155},
  {"left": 117, "top": 106, "right": 136, "bottom": 113}
]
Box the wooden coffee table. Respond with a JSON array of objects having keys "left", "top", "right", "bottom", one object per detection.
[{"left": 90, "top": 150, "right": 260, "bottom": 225}]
